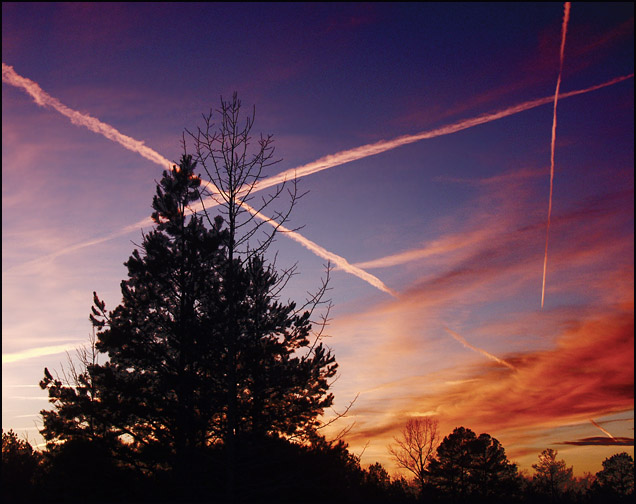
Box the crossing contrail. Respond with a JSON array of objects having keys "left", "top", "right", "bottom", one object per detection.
[
  {"left": 444, "top": 327, "right": 516, "bottom": 370},
  {"left": 2, "top": 62, "right": 395, "bottom": 294},
  {"left": 3, "top": 61, "right": 633, "bottom": 282},
  {"left": 541, "top": 2, "right": 571, "bottom": 309}
]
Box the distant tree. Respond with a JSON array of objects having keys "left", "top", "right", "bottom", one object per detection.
[
  {"left": 39, "top": 95, "right": 337, "bottom": 500},
  {"left": 366, "top": 461, "right": 392, "bottom": 490},
  {"left": 592, "top": 452, "right": 634, "bottom": 501},
  {"left": 1, "top": 430, "right": 42, "bottom": 503},
  {"left": 427, "top": 426, "right": 519, "bottom": 503},
  {"left": 388, "top": 417, "right": 439, "bottom": 493},
  {"left": 531, "top": 448, "right": 575, "bottom": 502}
]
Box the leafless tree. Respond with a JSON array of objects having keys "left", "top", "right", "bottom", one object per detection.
[{"left": 389, "top": 417, "right": 440, "bottom": 492}]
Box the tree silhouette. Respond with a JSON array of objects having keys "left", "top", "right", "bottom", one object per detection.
[
  {"left": 427, "top": 426, "right": 520, "bottom": 503},
  {"left": 427, "top": 426, "right": 476, "bottom": 502},
  {"left": 2, "top": 430, "right": 41, "bottom": 503},
  {"left": 39, "top": 96, "right": 338, "bottom": 500},
  {"left": 186, "top": 93, "right": 336, "bottom": 497},
  {"left": 531, "top": 448, "right": 574, "bottom": 502},
  {"left": 593, "top": 452, "right": 634, "bottom": 501},
  {"left": 388, "top": 417, "right": 439, "bottom": 493},
  {"left": 467, "top": 432, "right": 519, "bottom": 502}
]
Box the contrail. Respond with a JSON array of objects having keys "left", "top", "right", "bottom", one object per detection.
[
  {"left": 2, "top": 343, "right": 82, "bottom": 364},
  {"left": 2, "top": 63, "right": 173, "bottom": 169},
  {"left": 2, "top": 64, "right": 395, "bottom": 295},
  {"left": 541, "top": 2, "right": 571, "bottom": 309},
  {"left": 444, "top": 327, "right": 516, "bottom": 370},
  {"left": 3, "top": 61, "right": 632, "bottom": 276},
  {"left": 245, "top": 75, "right": 633, "bottom": 196},
  {"left": 589, "top": 418, "right": 615, "bottom": 439},
  {"left": 239, "top": 201, "right": 399, "bottom": 297},
  {"left": 352, "top": 229, "right": 490, "bottom": 270}
]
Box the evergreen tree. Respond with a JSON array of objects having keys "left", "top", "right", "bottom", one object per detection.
[
  {"left": 427, "top": 427, "right": 520, "bottom": 503},
  {"left": 468, "top": 433, "right": 520, "bottom": 502},
  {"left": 2, "top": 430, "right": 42, "bottom": 503},
  {"left": 427, "top": 426, "right": 476, "bottom": 502},
  {"left": 593, "top": 452, "right": 634, "bottom": 501},
  {"left": 39, "top": 97, "right": 338, "bottom": 499}
]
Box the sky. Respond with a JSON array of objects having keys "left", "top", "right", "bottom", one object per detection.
[{"left": 2, "top": 2, "right": 633, "bottom": 478}]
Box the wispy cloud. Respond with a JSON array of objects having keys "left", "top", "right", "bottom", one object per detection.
[{"left": 560, "top": 437, "right": 634, "bottom": 446}]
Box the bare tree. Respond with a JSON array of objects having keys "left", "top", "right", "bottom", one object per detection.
[
  {"left": 186, "top": 93, "right": 337, "bottom": 500},
  {"left": 389, "top": 417, "right": 440, "bottom": 492}
]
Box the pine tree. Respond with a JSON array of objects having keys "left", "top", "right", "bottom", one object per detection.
[
  {"left": 427, "top": 427, "right": 520, "bottom": 503},
  {"left": 40, "top": 98, "right": 338, "bottom": 498}
]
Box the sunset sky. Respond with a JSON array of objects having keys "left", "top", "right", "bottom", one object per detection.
[{"left": 2, "top": 2, "right": 633, "bottom": 478}]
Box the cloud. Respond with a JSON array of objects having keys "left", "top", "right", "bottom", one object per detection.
[
  {"left": 344, "top": 306, "right": 634, "bottom": 452},
  {"left": 560, "top": 437, "right": 634, "bottom": 446},
  {"left": 328, "top": 181, "right": 633, "bottom": 468}
]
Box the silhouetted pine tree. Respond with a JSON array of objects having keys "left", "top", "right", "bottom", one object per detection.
[{"left": 40, "top": 98, "right": 338, "bottom": 500}]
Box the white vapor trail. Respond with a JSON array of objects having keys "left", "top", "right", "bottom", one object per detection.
[
  {"left": 2, "top": 343, "right": 82, "bottom": 364},
  {"left": 444, "top": 327, "right": 516, "bottom": 370},
  {"left": 240, "top": 201, "right": 398, "bottom": 297},
  {"left": 541, "top": 2, "right": 571, "bottom": 309},
  {"left": 2, "top": 63, "right": 173, "bottom": 169},
  {"left": 243, "top": 75, "right": 633, "bottom": 197}
]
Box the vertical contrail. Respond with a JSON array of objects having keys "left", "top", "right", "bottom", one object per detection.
[
  {"left": 589, "top": 418, "right": 615, "bottom": 439},
  {"left": 541, "top": 2, "right": 571, "bottom": 309}
]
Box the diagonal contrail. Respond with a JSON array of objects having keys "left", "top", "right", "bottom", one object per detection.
[
  {"left": 239, "top": 200, "right": 398, "bottom": 297},
  {"left": 541, "top": 2, "right": 571, "bottom": 309},
  {"left": 444, "top": 327, "right": 516, "bottom": 370},
  {"left": 589, "top": 418, "right": 615, "bottom": 439},
  {"left": 2, "top": 63, "right": 173, "bottom": 169}
]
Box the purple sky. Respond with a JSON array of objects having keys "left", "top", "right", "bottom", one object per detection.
[{"left": 2, "top": 2, "right": 633, "bottom": 477}]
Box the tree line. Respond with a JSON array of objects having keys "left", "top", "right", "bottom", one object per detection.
[
  {"left": 1, "top": 95, "right": 632, "bottom": 503},
  {"left": 2, "top": 424, "right": 633, "bottom": 503}
]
